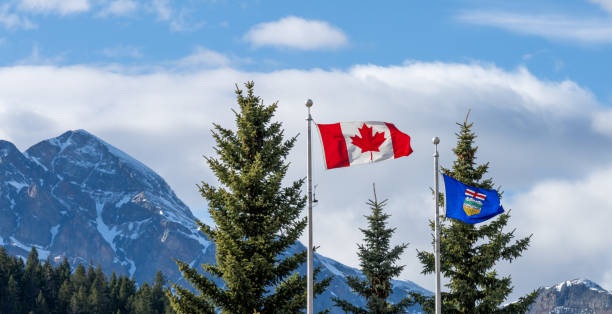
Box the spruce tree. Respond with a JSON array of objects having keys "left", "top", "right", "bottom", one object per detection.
[
  {"left": 35, "top": 290, "right": 50, "bottom": 313},
  {"left": 333, "top": 185, "right": 413, "bottom": 313},
  {"left": 152, "top": 271, "right": 170, "bottom": 313},
  {"left": 7, "top": 274, "right": 21, "bottom": 313},
  {"left": 414, "top": 115, "right": 537, "bottom": 313},
  {"left": 169, "top": 82, "right": 329, "bottom": 313}
]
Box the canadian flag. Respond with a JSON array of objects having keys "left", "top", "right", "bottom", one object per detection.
[{"left": 316, "top": 121, "right": 413, "bottom": 169}]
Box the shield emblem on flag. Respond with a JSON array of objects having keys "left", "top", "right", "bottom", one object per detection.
[{"left": 463, "top": 188, "right": 486, "bottom": 216}]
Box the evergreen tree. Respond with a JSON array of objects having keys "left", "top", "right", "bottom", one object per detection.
[
  {"left": 35, "top": 290, "right": 50, "bottom": 314},
  {"left": 41, "top": 259, "right": 59, "bottom": 311},
  {"left": 89, "top": 279, "right": 108, "bottom": 314},
  {"left": 118, "top": 277, "right": 136, "bottom": 312},
  {"left": 169, "top": 81, "right": 330, "bottom": 313},
  {"left": 71, "top": 285, "right": 90, "bottom": 314},
  {"left": 132, "top": 283, "right": 154, "bottom": 314},
  {"left": 72, "top": 264, "right": 87, "bottom": 290},
  {"left": 414, "top": 116, "right": 537, "bottom": 313},
  {"left": 24, "top": 247, "right": 42, "bottom": 306},
  {"left": 333, "top": 186, "right": 413, "bottom": 313},
  {"left": 7, "top": 274, "right": 21, "bottom": 313},
  {"left": 152, "top": 271, "right": 170, "bottom": 313},
  {"left": 58, "top": 279, "right": 73, "bottom": 312}
]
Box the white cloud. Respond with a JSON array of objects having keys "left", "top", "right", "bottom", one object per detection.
[
  {"left": 174, "top": 46, "right": 231, "bottom": 68},
  {"left": 99, "top": 0, "right": 138, "bottom": 17},
  {"left": 244, "top": 16, "right": 348, "bottom": 50},
  {"left": 0, "top": 3, "right": 36, "bottom": 30},
  {"left": 459, "top": 11, "right": 612, "bottom": 44},
  {"left": 102, "top": 45, "right": 142, "bottom": 58},
  {"left": 18, "top": 0, "right": 90, "bottom": 15},
  {"left": 0, "top": 60, "right": 610, "bottom": 300}
]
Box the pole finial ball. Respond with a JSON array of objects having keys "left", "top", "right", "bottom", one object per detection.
[
  {"left": 432, "top": 136, "right": 440, "bottom": 145},
  {"left": 305, "top": 99, "right": 313, "bottom": 107}
]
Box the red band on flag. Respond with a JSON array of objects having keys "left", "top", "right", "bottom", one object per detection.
[
  {"left": 317, "top": 123, "right": 350, "bottom": 169},
  {"left": 386, "top": 122, "right": 413, "bottom": 159}
]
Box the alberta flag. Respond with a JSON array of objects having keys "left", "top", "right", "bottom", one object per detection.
[{"left": 442, "top": 174, "right": 504, "bottom": 224}]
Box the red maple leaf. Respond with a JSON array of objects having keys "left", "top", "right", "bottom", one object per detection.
[{"left": 350, "top": 123, "right": 386, "bottom": 161}]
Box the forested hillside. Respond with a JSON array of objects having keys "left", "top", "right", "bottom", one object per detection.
[{"left": 0, "top": 247, "right": 173, "bottom": 314}]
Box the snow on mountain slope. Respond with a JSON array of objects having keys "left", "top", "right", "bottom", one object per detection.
[{"left": 529, "top": 278, "right": 612, "bottom": 314}]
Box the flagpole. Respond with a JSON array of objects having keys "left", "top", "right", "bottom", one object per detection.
[
  {"left": 433, "top": 136, "right": 441, "bottom": 314},
  {"left": 306, "top": 99, "right": 314, "bottom": 314}
]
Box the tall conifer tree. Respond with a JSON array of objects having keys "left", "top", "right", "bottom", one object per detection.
[
  {"left": 169, "top": 82, "right": 329, "bottom": 313},
  {"left": 333, "top": 186, "right": 413, "bottom": 313},
  {"left": 414, "top": 115, "right": 537, "bottom": 313}
]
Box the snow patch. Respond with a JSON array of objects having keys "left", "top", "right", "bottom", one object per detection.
[
  {"left": 126, "top": 257, "right": 136, "bottom": 277},
  {"left": 115, "top": 194, "right": 132, "bottom": 208},
  {"left": 161, "top": 228, "right": 169, "bottom": 243},
  {"left": 318, "top": 255, "right": 344, "bottom": 277},
  {"left": 6, "top": 180, "right": 28, "bottom": 192},
  {"left": 9, "top": 237, "right": 50, "bottom": 260},
  {"left": 180, "top": 229, "right": 211, "bottom": 251},
  {"left": 24, "top": 153, "right": 48, "bottom": 171},
  {"left": 95, "top": 200, "right": 121, "bottom": 252},
  {"left": 49, "top": 224, "right": 60, "bottom": 245}
]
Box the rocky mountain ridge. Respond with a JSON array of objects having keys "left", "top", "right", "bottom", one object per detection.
[{"left": 528, "top": 279, "right": 612, "bottom": 314}]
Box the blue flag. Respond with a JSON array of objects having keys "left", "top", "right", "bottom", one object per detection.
[{"left": 442, "top": 174, "right": 504, "bottom": 224}]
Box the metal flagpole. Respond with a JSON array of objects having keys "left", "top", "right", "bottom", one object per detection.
[
  {"left": 433, "top": 136, "right": 441, "bottom": 314},
  {"left": 306, "top": 99, "right": 314, "bottom": 314}
]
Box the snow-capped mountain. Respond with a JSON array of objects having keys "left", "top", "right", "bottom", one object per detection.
[
  {"left": 0, "top": 130, "right": 429, "bottom": 313},
  {"left": 0, "top": 130, "right": 212, "bottom": 284},
  {"left": 529, "top": 279, "right": 612, "bottom": 314}
]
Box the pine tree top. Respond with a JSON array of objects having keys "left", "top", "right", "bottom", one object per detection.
[
  {"left": 444, "top": 111, "right": 493, "bottom": 190},
  {"left": 333, "top": 185, "right": 413, "bottom": 313}
]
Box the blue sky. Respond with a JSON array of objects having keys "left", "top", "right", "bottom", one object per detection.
[
  {"left": 2, "top": 0, "right": 612, "bottom": 302},
  {"left": 3, "top": 0, "right": 612, "bottom": 98}
]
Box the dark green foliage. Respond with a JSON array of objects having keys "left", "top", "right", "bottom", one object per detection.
[
  {"left": 0, "top": 246, "right": 174, "bottom": 314},
  {"left": 414, "top": 116, "right": 538, "bottom": 313},
  {"left": 169, "top": 82, "right": 330, "bottom": 313},
  {"left": 333, "top": 186, "right": 413, "bottom": 313}
]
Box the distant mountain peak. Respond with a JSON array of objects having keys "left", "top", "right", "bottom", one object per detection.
[
  {"left": 550, "top": 279, "right": 610, "bottom": 294},
  {"left": 529, "top": 278, "right": 612, "bottom": 314}
]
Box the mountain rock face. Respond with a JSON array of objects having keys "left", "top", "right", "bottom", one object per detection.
[
  {"left": 528, "top": 279, "right": 612, "bottom": 314},
  {"left": 0, "top": 130, "right": 429, "bottom": 313}
]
